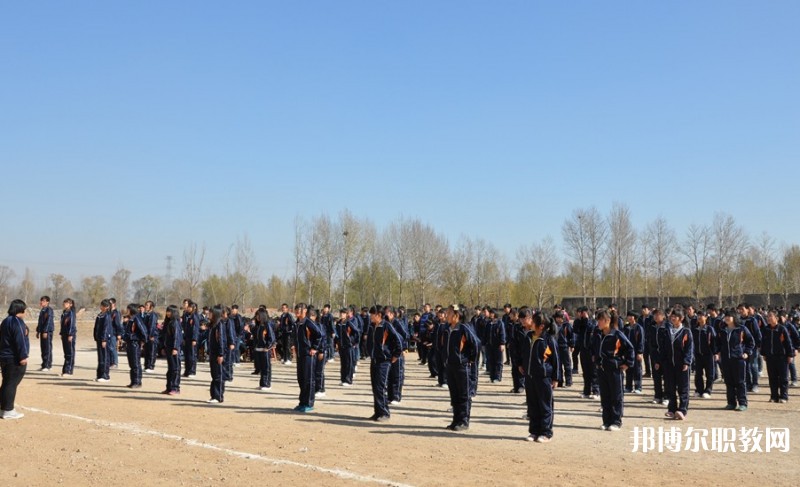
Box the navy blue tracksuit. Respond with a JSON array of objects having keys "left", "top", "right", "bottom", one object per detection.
[
  {"left": 519, "top": 331, "right": 558, "bottom": 439},
  {"left": 578, "top": 319, "right": 599, "bottom": 396},
  {"left": 143, "top": 312, "right": 159, "bottom": 371},
  {"left": 182, "top": 312, "right": 200, "bottom": 376},
  {"left": 124, "top": 315, "right": 148, "bottom": 387},
  {"left": 592, "top": 329, "right": 634, "bottom": 428},
  {"left": 93, "top": 312, "right": 112, "bottom": 380},
  {"left": 254, "top": 320, "right": 277, "bottom": 388},
  {"left": 486, "top": 319, "right": 506, "bottom": 382},
  {"left": 368, "top": 320, "right": 402, "bottom": 419},
  {"left": 59, "top": 309, "right": 77, "bottom": 375},
  {"left": 388, "top": 318, "right": 410, "bottom": 402},
  {"left": 208, "top": 322, "right": 228, "bottom": 402},
  {"left": 647, "top": 322, "right": 666, "bottom": 402},
  {"left": 623, "top": 322, "right": 644, "bottom": 392},
  {"left": 224, "top": 318, "right": 236, "bottom": 381},
  {"left": 37, "top": 305, "right": 54, "bottom": 369},
  {"left": 163, "top": 318, "right": 183, "bottom": 393},
  {"left": 743, "top": 316, "right": 763, "bottom": 391},
  {"left": 109, "top": 309, "right": 123, "bottom": 367},
  {"left": 717, "top": 325, "right": 755, "bottom": 408},
  {"left": 692, "top": 325, "right": 717, "bottom": 395},
  {"left": 435, "top": 322, "right": 450, "bottom": 387},
  {"left": 555, "top": 321, "right": 574, "bottom": 387},
  {"left": 336, "top": 318, "right": 359, "bottom": 385},
  {"left": 655, "top": 326, "right": 694, "bottom": 415},
  {"left": 295, "top": 318, "right": 323, "bottom": 408},
  {"left": 509, "top": 322, "right": 527, "bottom": 393},
  {"left": 313, "top": 317, "right": 329, "bottom": 395},
  {"left": 760, "top": 325, "right": 793, "bottom": 401},
  {"left": 444, "top": 323, "right": 479, "bottom": 428}
]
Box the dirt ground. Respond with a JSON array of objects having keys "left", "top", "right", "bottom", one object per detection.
[{"left": 1, "top": 319, "right": 797, "bottom": 486}]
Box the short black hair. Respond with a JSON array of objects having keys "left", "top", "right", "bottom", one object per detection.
[
  {"left": 40, "top": 296, "right": 50, "bottom": 303},
  {"left": 7, "top": 299, "right": 26, "bottom": 316},
  {"left": 100, "top": 299, "right": 111, "bottom": 309}
]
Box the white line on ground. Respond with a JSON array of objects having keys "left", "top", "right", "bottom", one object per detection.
[{"left": 19, "top": 405, "right": 415, "bottom": 487}]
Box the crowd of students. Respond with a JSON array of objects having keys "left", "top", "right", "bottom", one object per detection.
[{"left": 1, "top": 297, "right": 797, "bottom": 445}]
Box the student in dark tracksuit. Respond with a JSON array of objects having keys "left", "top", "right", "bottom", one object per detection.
[
  {"left": 508, "top": 310, "right": 527, "bottom": 394},
  {"left": 647, "top": 309, "right": 667, "bottom": 405},
  {"left": 592, "top": 309, "right": 634, "bottom": 431},
  {"left": 278, "top": 304, "right": 296, "bottom": 364},
  {"left": 386, "top": 306, "right": 409, "bottom": 404},
  {"left": 207, "top": 307, "right": 228, "bottom": 404},
  {"left": 486, "top": 309, "right": 507, "bottom": 383},
  {"left": 36, "top": 296, "right": 54, "bottom": 371},
  {"left": 738, "top": 304, "right": 762, "bottom": 393},
  {"left": 123, "top": 304, "right": 147, "bottom": 388},
  {"left": 162, "top": 305, "right": 183, "bottom": 395},
  {"left": 0, "top": 300, "right": 30, "bottom": 420},
  {"left": 518, "top": 309, "right": 559, "bottom": 443},
  {"left": 320, "top": 305, "right": 336, "bottom": 363},
  {"left": 435, "top": 315, "right": 450, "bottom": 388},
  {"left": 463, "top": 312, "right": 481, "bottom": 399},
  {"left": 444, "top": 305, "right": 479, "bottom": 432},
  {"left": 553, "top": 311, "right": 573, "bottom": 388},
  {"left": 336, "top": 308, "right": 355, "bottom": 386},
  {"left": 93, "top": 300, "right": 113, "bottom": 381},
  {"left": 784, "top": 313, "right": 800, "bottom": 386},
  {"left": 367, "top": 306, "right": 402, "bottom": 421},
  {"left": 576, "top": 308, "right": 599, "bottom": 399},
  {"left": 181, "top": 301, "right": 200, "bottom": 378},
  {"left": 692, "top": 311, "right": 717, "bottom": 398},
  {"left": 420, "top": 320, "right": 437, "bottom": 378},
  {"left": 655, "top": 309, "right": 694, "bottom": 420},
  {"left": 622, "top": 311, "right": 644, "bottom": 393},
  {"left": 253, "top": 309, "right": 277, "bottom": 391},
  {"left": 109, "top": 298, "right": 123, "bottom": 368},
  {"left": 143, "top": 301, "right": 159, "bottom": 372},
  {"left": 638, "top": 305, "right": 653, "bottom": 377},
  {"left": 60, "top": 298, "right": 77, "bottom": 376},
  {"left": 294, "top": 305, "right": 322, "bottom": 412},
  {"left": 223, "top": 307, "right": 236, "bottom": 382},
  {"left": 311, "top": 310, "right": 328, "bottom": 397},
  {"left": 715, "top": 312, "right": 755, "bottom": 411},
  {"left": 761, "top": 310, "right": 794, "bottom": 403}
]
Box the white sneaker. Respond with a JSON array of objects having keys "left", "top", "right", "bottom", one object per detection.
[
  {"left": 535, "top": 436, "right": 551, "bottom": 443},
  {"left": 188, "top": 374, "right": 196, "bottom": 379},
  {"left": 143, "top": 369, "right": 152, "bottom": 374},
  {"left": 607, "top": 425, "right": 621, "bottom": 432},
  {"left": 286, "top": 360, "right": 292, "bottom": 365},
  {"left": 259, "top": 386, "right": 272, "bottom": 391},
  {"left": 40, "top": 368, "right": 51, "bottom": 372},
  {"left": 95, "top": 378, "right": 109, "bottom": 383},
  {"left": 441, "top": 384, "right": 449, "bottom": 390},
  {"left": 634, "top": 389, "right": 642, "bottom": 394},
  {"left": 207, "top": 398, "right": 220, "bottom": 404},
  {"left": 702, "top": 393, "right": 711, "bottom": 399},
  {"left": 389, "top": 400, "right": 401, "bottom": 405},
  {"left": 600, "top": 424, "right": 609, "bottom": 431},
  {"left": 2, "top": 409, "right": 23, "bottom": 420},
  {"left": 315, "top": 392, "right": 326, "bottom": 398},
  {"left": 525, "top": 434, "right": 535, "bottom": 442},
  {"left": 341, "top": 382, "right": 353, "bottom": 387},
  {"left": 662, "top": 400, "right": 669, "bottom": 406}
]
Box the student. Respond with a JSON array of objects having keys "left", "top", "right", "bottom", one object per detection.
[
  {"left": 162, "top": 305, "right": 183, "bottom": 395},
  {"left": 784, "top": 313, "right": 800, "bottom": 387},
  {"left": 59, "top": 298, "right": 77, "bottom": 376},
  {"left": 592, "top": 309, "right": 634, "bottom": 431},
  {"left": 336, "top": 307, "right": 358, "bottom": 386},
  {"left": 518, "top": 309, "right": 558, "bottom": 443},
  {"left": 143, "top": 301, "right": 159, "bottom": 372},
  {"left": 229, "top": 305, "right": 245, "bottom": 367},
  {"left": 278, "top": 303, "right": 295, "bottom": 365},
  {"left": 320, "top": 305, "right": 336, "bottom": 363},
  {"left": 655, "top": 308, "right": 694, "bottom": 420},
  {"left": 207, "top": 307, "right": 227, "bottom": 404},
  {"left": 411, "top": 313, "right": 425, "bottom": 364},
  {"left": 485, "top": 308, "right": 507, "bottom": 383},
  {"left": 181, "top": 300, "right": 200, "bottom": 378},
  {"left": 444, "top": 305, "right": 479, "bottom": 432},
  {"left": 622, "top": 311, "right": 644, "bottom": 394},
  {"left": 715, "top": 311, "right": 755, "bottom": 411},
  {"left": 434, "top": 309, "right": 450, "bottom": 389},
  {"left": 553, "top": 311, "right": 573, "bottom": 388},
  {"left": 692, "top": 311, "right": 717, "bottom": 398},
  {"left": 638, "top": 305, "right": 653, "bottom": 377},
  {"left": 737, "top": 304, "right": 762, "bottom": 393},
  {"left": 386, "top": 306, "right": 409, "bottom": 405},
  {"left": 123, "top": 304, "right": 147, "bottom": 389},
  {"left": 93, "top": 300, "right": 113, "bottom": 382},
  {"left": 648, "top": 309, "right": 668, "bottom": 405},
  {"left": 310, "top": 308, "right": 328, "bottom": 398},
  {"left": 463, "top": 306, "right": 481, "bottom": 399},
  {"left": 761, "top": 310, "right": 794, "bottom": 403},
  {"left": 294, "top": 304, "right": 322, "bottom": 413},
  {"left": 420, "top": 319, "right": 437, "bottom": 378},
  {"left": 367, "top": 306, "right": 402, "bottom": 422},
  {"left": 0, "top": 300, "right": 29, "bottom": 420},
  {"left": 253, "top": 308, "right": 277, "bottom": 391},
  {"left": 508, "top": 308, "right": 526, "bottom": 394},
  {"left": 108, "top": 298, "right": 123, "bottom": 369},
  {"left": 223, "top": 306, "right": 236, "bottom": 382},
  {"left": 36, "top": 296, "right": 54, "bottom": 372},
  {"left": 576, "top": 307, "right": 599, "bottom": 399}
]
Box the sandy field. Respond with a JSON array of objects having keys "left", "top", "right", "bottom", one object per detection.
[{"left": 0, "top": 319, "right": 797, "bottom": 486}]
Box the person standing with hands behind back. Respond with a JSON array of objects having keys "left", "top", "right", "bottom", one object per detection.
[
  {"left": 0, "top": 299, "right": 29, "bottom": 420},
  {"left": 36, "top": 296, "right": 54, "bottom": 372}
]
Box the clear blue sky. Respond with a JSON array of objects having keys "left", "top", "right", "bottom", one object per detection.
[{"left": 2, "top": 1, "right": 799, "bottom": 285}]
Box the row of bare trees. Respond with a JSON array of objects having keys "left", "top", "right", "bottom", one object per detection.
[{"left": 4, "top": 206, "right": 800, "bottom": 311}]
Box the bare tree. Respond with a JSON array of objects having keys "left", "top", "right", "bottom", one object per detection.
[
  {"left": 441, "top": 236, "right": 472, "bottom": 303},
  {"left": 48, "top": 273, "right": 73, "bottom": 304},
  {"left": 517, "top": 237, "right": 560, "bottom": 309},
  {"left": 562, "top": 209, "right": 590, "bottom": 305},
  {"left": 469, "top": 237, "right": 501, "bottom": 305},
  {"left": 645, "top": 217, "right": 677, "bottom": 309},
  {"left": 680, "top": 223, "right": 711, "bottom": 304},
  {"left": 19, "top": 268, "right": 36, "bottom": 304},
  {"left": 386, "top": 217, "right": 412, "bottom": 306},
  {"left": 182, "top": 242, "right": 206, "bottom": 301},
  {"left": 225, "top": 234, "right": 259, "bottom": 307},
  {"left": 133, "top": 275, "right": 162, "bottom": 304},
  {"left": 710, "top": 213, "right": 749, "bottom": 307},
  {"left": 756, "top": 231, "right": 777, "bottom": 306},
  {"left": 607, "top": 202, "right": 635, "bottom": 305},
  {"left": 340, "top": 211, "right": 372, "bottom": 306},
  {"left": 81, "top": 275, "right": 108, "bottom": 306},
  {"left": 407, "top": 219, "right": 448, "bottom": 305},
  {"left": 109, "top": 265, "right": 131, "bottom": 302},
  {"left": 0, "top": 265, "right": 15, "bottom": 306},
  {"left": 312, "top": 213, "right": 341, "bottom": 306}
]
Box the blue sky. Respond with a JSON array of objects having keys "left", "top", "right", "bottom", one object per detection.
[{"left": 2, "top": 1, "right": 799, "bottom": 284}]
